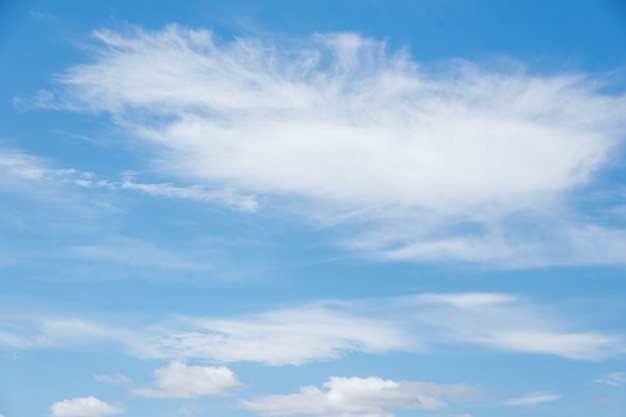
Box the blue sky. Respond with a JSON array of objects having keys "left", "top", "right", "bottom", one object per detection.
[{"left": 1, "top": 1, "right": 626, "bottom": 417}]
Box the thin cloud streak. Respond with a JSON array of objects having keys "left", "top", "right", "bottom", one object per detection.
[
  {"left": 593, "top": 371, "right": 626, "bottom": 386},
  {"left": 503, "top": 391, "right": 560, "bottom": 406}
]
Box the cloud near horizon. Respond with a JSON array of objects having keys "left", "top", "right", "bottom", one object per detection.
[
  {"left": 239, "top": 376, "right": 481, "bottom": 417},
  {"left": 34, "top": 24, "right": 626, "bottom": 266},
  {"left": 49, "top": 396, "right": 123, "bottom": 417}
]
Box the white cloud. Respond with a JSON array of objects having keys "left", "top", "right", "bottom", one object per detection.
[
  {"left": 94, "top": 373, "right": 131, "bottom": 385},
  {"left": 1, "top": 293, "right": 623, "bottom": 363},
  {"left": 131, "top": 361, "right": 240, "bottom": 398},
  {"left": 136, "top": 306, "right": 410, "bottom": 365},
  {"left": 2, "top": 307, "right": 405, "bottom": 365},
  {"left": 402, "top": 293, "right": 625, "bottom": 361},
  {"left": 240, "top": 376, "right": 480, "bottom": 417},
  {"left": 0, "top": 146, "right": 254, "bottom": 212},
  {"left": 41, "top": 24, "right": 626, "bottom": 266},
  {"left": 503, "top": 391, "right": 560, "bottom": 406},
  {"left": 593, "top": 371, "right": 626, "bottom": 386},
  {"left": 118, "top": 178, "right": 258, "bottom": 212},
  {"left": 0, "top": 148, "right": 83, "bottom": 198},
  {"left": 0, "top": 149, "right": 53, "bottom": 181},
  {"left": 0, "top": 314, "right": 138, "bottom": 352},
  {"left": 49, "top": 396, "right": 124, "bottom": 417},
  {"left": 72, "top": 170, "right": 257, "bottom": 212}
]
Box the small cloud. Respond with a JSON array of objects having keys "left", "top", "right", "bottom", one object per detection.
[
  {"left": 132, "top": 361, "right": 241, "bottom": 398},
  {"left": 95, "top": 373, "right": 131, "bottom": 386},
  {"left": 456, "top": 414, "right": 472, "bottom": 417},
  {"left": 49, "top": 396, "right": 124, "bottom": 417},
  {"left": 503, "top": 391, "right": 560, "bottom": 406},
  {"left": 593, "top": 371, "right": 626, "bottom": 387}
]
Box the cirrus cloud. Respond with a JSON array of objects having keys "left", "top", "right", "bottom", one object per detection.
[
  {"left": 503, "top": 391, "right": 560, "bottom": 406},
  {"left": 36, "top": 24, "right": 626, "bottom": 266}
]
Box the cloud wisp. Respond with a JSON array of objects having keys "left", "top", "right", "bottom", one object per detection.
[
  {"left": 0, "top": 293, "right": 622, "bottom": 364},
  {"left": 239, "top": 376, "right": 481, "bottom": 417},
  {"left": 402, "top": 293, "right": 626, "bottom": 361},
  {"left": 593, "top": 371, "right": 626, "bottom": 387},
  {"left": 37, "top": 24, "right": 626, "bottom": 266},
  {"left": 94, "top": 373, "right": 131, "bottom": 386},
  {"left": 503, "top": 391, "right": 560, "bottom": 406}
]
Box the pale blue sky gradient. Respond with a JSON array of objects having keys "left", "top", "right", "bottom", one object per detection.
[{"left": 1, "top": 1, "right": 626, "bottom": 417}]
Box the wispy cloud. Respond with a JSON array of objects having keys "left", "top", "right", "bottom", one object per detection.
[
  {"left": 132, "top": 361, "right": 241, "bottom": 398},
  {"left": 37, "top": 24, "right": 626, "bottom": 266},
  {"left": 117, "top": 177, "right": 258, "bottom": 212},
  {"left": 0, "top": 147, "right": 251, "bottom": 277},
  {"left": 0, "top": 293, "right": 622, "bottom": 363},
  {"left": 0, "top": 146, "right": 256, "bottom": 212},
  {"left": 503, "top": 391, "right": 560, "bottom": 406},
  {"left": 136, "top": 306, "right": 409, "bottom": 365},
  {"left": 240, "top": 376, "right": 481, "bottom": 417},
  {"left": 402, "top": 293, "right": 625, "bottom": 361},
  {"left": 49, "top": 396, "right": 124, "bottom": 417},
  {"left": 94, "top": 373, "right": 131, "bottom": 386},
  {"left": 593, "top": 371, "right": 626, "bottom": 386}
]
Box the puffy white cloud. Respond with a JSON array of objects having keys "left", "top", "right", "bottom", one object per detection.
[
  {"left": 240, "top": 376, "right": 480, "bottom": 417},
  {"left": 593, "top": 371, "right": 626, "bottom": 386},
  {"left": 42, "top": 24, "right": 626, "bottom": 266},
  {"left": 132, "top": 361, "right": 240, "bottom": 398},
  {"left": 49, "top": 396, "right": 123, "bottom": 417},
  {"left": 94, "top": 373, "right": 131, "bottom": 385},
  {"left": 503, "top": 391, "right": 560, "bottom": 406}
]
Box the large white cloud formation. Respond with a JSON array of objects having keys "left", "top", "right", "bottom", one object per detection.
[{"left": 39, "top": 25, "right": 626, "bottom": 265}]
